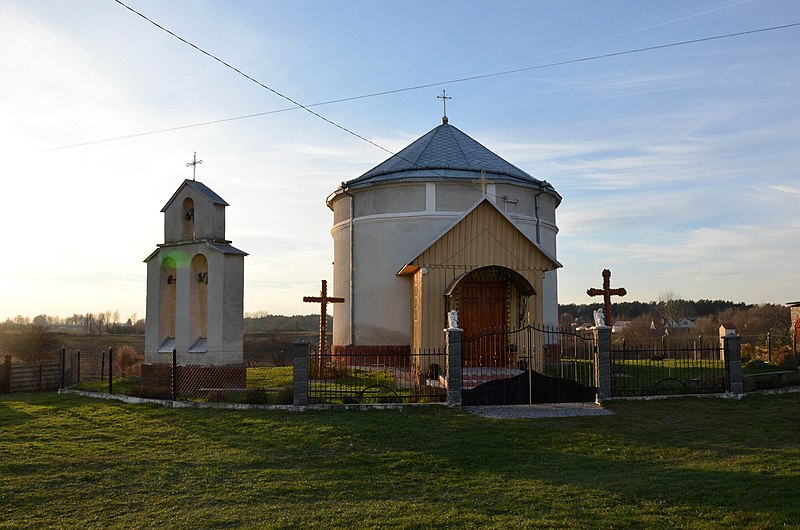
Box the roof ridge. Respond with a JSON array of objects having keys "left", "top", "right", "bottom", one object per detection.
[
  {"left": 409, "top": 126, "right": 439, "bottom": 166},
  {"left": 442, "top": 124, "right": 471, "bottom": 167}
]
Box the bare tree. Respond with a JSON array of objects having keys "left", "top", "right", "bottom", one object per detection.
[
  {"left": 656, "top": 290, "right": 692, "bottom": 330},
  {"left": 0, "top": 325, "right": 60, "bottom": 362}
]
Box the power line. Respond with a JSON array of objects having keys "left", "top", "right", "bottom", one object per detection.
[
  {"left": 44, "top": 11, "right": 800, "bottom": 152},
  {"left": 108, "top": 0, "right": 526, "bottom": 203},
  {"left": 111, "top": 0, "right": 397, "bottom": 159}
]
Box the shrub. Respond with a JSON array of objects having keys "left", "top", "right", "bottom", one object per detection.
[
  {"left": 744, "top": 359, "right": 766, "bottom": 370},
  {"left": 772, "top": 348, "right": 799, "bottom": 371},
  {"left": 276, "top": 386, "right": 293, "bottom": 405},
  {"left": 113, "top": 345, "right": 142, "bottom": 377},
  {"left": 741, "top": 343, "right": 757, "bottom": 362},
  {"left": 241, "top": 388, "right": 270, "bottom": 404}
]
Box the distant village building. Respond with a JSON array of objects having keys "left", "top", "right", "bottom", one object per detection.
[
  {"left": 326, "top": 118, "right": 561, "bottom": 358},
  {"left": 611, "top": 321, "right": 630, "bottom": 334},
  {"left": 789, "top": 301, "right": 800, "bottom": 342},
  {"left": 142, "top": 179, "right": 247, "bottom": 390},
  {"left": 719, "top": 322, "right": 737, "bottom": 349}
]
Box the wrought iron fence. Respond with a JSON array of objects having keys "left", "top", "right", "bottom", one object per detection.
[
  {"left": 462, "top": 326, "right": 595, "bottom": 383},
  {"left": 461, "top": 326, "right": 597, "bottom": 404},
  {"left": 610, "top": 339, "right": 726, "bottom": 397},
  {"left": 308, "top": 347, "right": 447, "bottom": 404}
]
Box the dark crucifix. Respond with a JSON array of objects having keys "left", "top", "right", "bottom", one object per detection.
[
  {"left": 303, "top": 279, "right": 344, "bottom": 356},
  {"left": 586, "top": 269, "right": 627, "bottom": 326}
]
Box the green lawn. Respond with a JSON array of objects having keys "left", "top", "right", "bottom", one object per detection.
[
  {"left": 1, "top": 392, "right": 799, "bottom": 528},
  {"left": 246, "top": 365, "right": 293, "bottom": 388}
]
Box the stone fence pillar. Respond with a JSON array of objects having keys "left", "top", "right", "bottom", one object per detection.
[
  {"left": 594, "top": 326, "right": 612, "bottom": 402},
  {"left": 723, "top": 335, "right": 743, "bottom": 395},
  {"left": 293, "top": 340, "right": 310, "bottom": 406},
  {"left": 445, "top": 327, "right": 462, "bottom": 406}
]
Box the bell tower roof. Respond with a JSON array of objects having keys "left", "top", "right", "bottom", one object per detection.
[{"left": 161, "top": 179, "right": 229, "bottom": 213}]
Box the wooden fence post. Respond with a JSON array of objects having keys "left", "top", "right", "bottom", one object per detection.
[
  {"left": 60, "top": 348, "right": 66, "bottom": 390},
  {"left": 108, "top": 348, "right": 113, "bottom": 395},
  {"left": 2, "top": 355, "right": 11, "bottom": 394}
]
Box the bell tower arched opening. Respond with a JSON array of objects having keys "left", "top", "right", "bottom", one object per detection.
[
  {"left": 190, "top": 253, "right": 209, "bottom": 343},
  {"left": 159, "top": 256, "right": 177, "bottom": 345}
]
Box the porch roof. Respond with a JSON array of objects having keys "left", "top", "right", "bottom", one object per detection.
[{"left": 397, "top": 197, "right": 561, "bottom": 276}]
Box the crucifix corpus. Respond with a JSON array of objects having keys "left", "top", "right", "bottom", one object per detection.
[
  {"left": 303, "top": 279, "right": 344, "bottom": 356},
  {"left": 586, "top": 269, "right": 627, "bottom": 327}
]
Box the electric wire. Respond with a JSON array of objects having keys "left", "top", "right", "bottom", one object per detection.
[
  {"left": 63, "top": 3, "right": 800, "bottom": 201},
  {"left": 111, "top": 0, "right": 397, "bottom": 160},
  {"left": 43, "top": 11, "right": 800, "bottom": 153}
]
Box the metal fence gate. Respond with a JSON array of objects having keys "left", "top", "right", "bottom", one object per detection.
[{"left": 461, "top": 326, "right": 597, "bottom": 405}]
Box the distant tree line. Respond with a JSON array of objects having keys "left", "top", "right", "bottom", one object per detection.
[
  {"left": 1, "top": 312, "right": 145, "bottom": 334},
  {"left": 560, "top": 299, "right": 792, "bottom": 347},
  {"left": 1, "top": 311, "right": 329, "bottom": 335},
  {"left": 243, "top": 313, "right": 330, "bottom": 334},
  {"left": 559, "top": 299, "right": 753, "bottom": 325}
]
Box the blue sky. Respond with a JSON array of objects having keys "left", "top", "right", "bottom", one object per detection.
[{"left": 1, "top": 0, "right": 798, "bottom": 321}]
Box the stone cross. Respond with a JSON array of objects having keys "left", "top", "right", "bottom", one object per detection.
[
  {"left": 586, "top": 269, "right": 627, "bottom": 327},
  {"left": 303, "top": 279, "right": 344, "bottom": 356},
  {"left": 186, "top": 151, "right": 203, "bottom": 181}
]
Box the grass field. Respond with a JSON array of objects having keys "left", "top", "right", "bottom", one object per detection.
[{"left": 1, "top": 392, "right": 799, "bottom": 528}]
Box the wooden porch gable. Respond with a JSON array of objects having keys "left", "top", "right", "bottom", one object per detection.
[{"left": 400, "top": 198, "right": 560, "bottom": 274}]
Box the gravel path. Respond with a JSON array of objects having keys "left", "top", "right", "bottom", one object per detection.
[{"left": 464, "top": 402, "right": 614, "bottom": 419}]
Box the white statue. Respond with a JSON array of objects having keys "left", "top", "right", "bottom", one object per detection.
[
  {"left": 593, "top": 308, "right": 606, "bottom": 327},
  {"left": 447, "top": 310, "right": 459, "bottom": 330}
]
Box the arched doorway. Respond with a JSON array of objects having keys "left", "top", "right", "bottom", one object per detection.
[{"left": 447, "top": 266, "right": 535, "bottom": 366}]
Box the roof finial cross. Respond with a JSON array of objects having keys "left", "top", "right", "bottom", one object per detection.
[
  {"left": 186, "top": 151, "right": 203, "bottom": 181},
  {"left": 437, "top": 90, "right": 452, "bottom": 124}
]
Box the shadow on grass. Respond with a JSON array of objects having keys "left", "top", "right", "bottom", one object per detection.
[{"left": 2, "top": 392, "right": 799, "bottom": 527}]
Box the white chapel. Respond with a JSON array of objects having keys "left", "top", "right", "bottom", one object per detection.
[{"left": 326, "top": 118, "right": 561, "bottom": 357}]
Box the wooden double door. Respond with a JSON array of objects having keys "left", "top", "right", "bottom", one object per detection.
[{"left": 459, "top": 281, "right": 507, "bottom": 366}]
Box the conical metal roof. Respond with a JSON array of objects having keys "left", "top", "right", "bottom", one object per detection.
[{"left": 343, "top": 122, "right": 553, "bottom": 191}]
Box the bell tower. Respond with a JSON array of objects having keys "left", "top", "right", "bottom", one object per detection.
[{"left": 143, "top": 176, "right": 247, "bottom": 393}]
